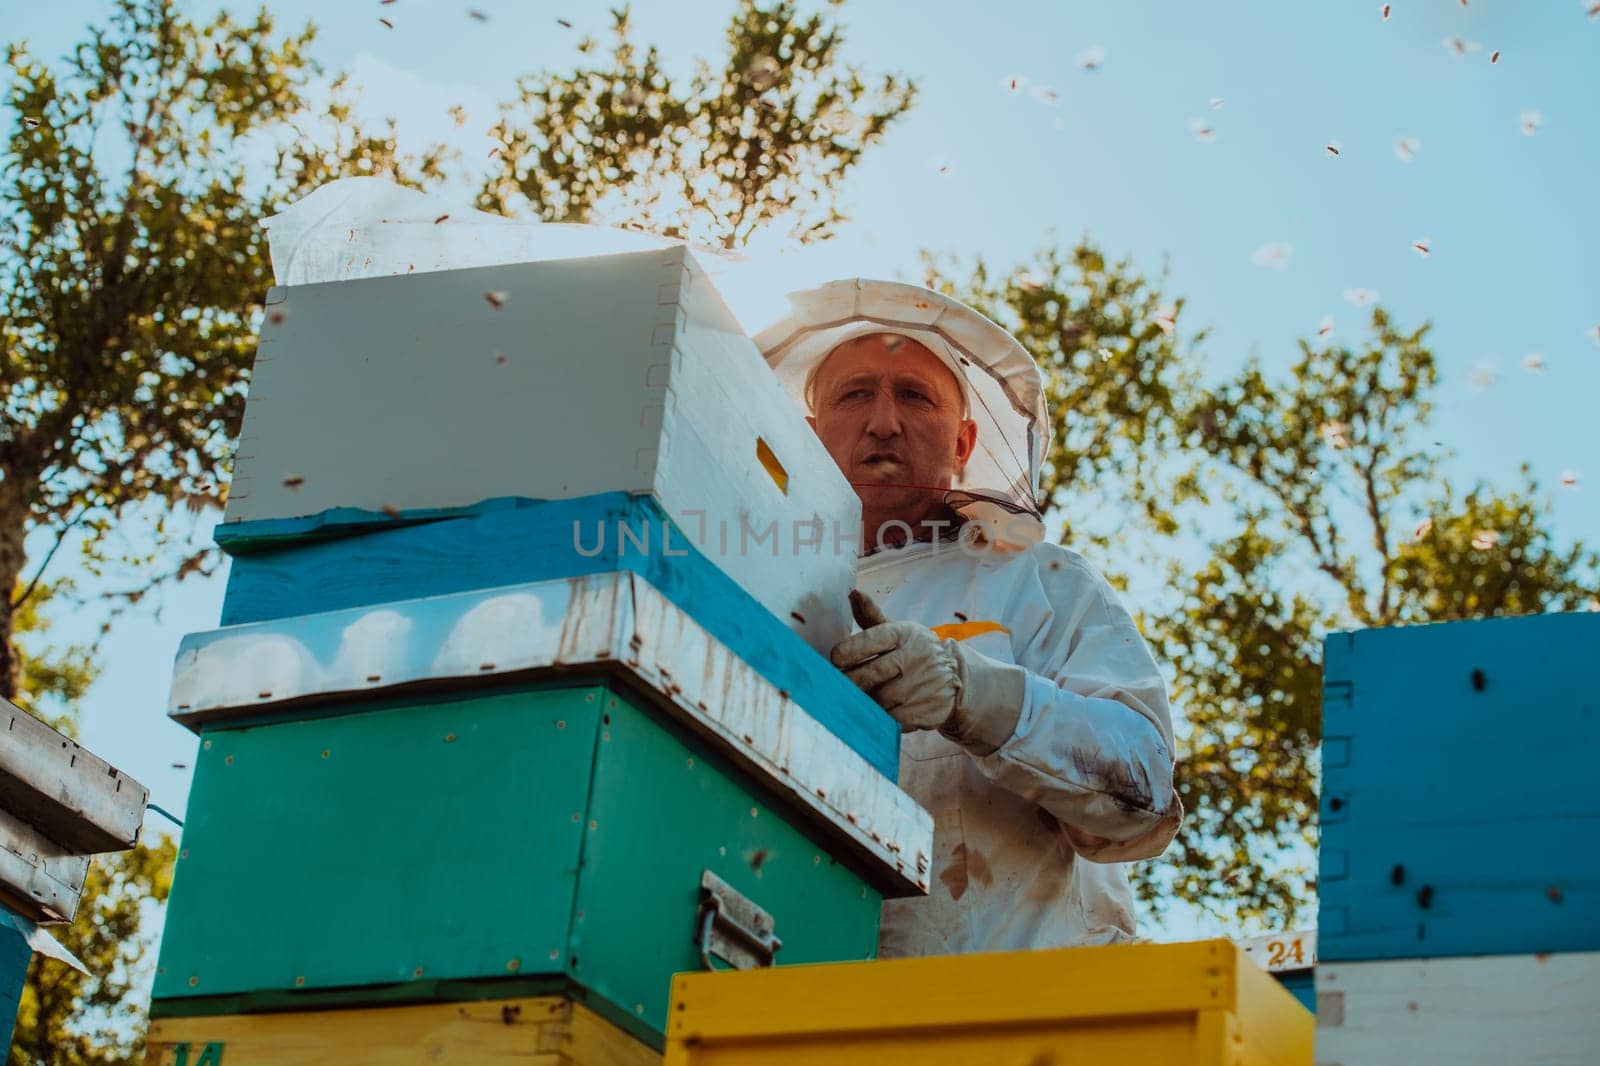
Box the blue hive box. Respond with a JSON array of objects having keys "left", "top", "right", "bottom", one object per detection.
[{"left": 1318, "top": 612, "right": 1600, "bottom": 962}]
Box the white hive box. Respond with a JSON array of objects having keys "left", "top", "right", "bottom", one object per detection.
[
  {"left": 224, "top": 246, "right": 860, "bottom": 653},
  {"left": 1315, "top": 952, "right": 1600, "bottom": 1065},
  {"left": 1, "top": 699, "right": 148, "bottom": 922}
]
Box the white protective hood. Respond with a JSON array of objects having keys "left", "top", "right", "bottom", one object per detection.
[{"left": 754, "top": 278, "right": 1051, "bottom": 546}]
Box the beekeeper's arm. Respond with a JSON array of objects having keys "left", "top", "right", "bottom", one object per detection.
[{"left": 834, "top": 561, "right": 1181, "bottom": 863}]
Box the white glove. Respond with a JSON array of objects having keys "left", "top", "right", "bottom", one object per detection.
[{"left": 830, "top": 590, "right": 1026, "bottom": 755}]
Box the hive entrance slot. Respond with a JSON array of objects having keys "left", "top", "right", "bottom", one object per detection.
[{"left": 755, "top": 437, "right": 788, "bottom": 495}]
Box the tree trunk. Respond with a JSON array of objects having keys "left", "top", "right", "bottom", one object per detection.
[{"left": 0, "top": 473, "right": 29, "bottom": 702}]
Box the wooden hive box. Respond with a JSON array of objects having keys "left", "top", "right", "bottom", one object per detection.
[
  {"left": 1319, "top": 613, "right": 1600, "bottom": 963},
  {"left": 1313, "top": 950, "right": 1600, "bottom": 1065},
  {"left": 151, "top": 574, "right": 932, "bottom": 1048},
  {"left": 663, "top": 939, "right": 1312, "bottom": 1065},
  {"left": 220, "top": 246, "right": 859, "bottom": 659},
  {"left": 1, "top": 698, "right": 149, "bottom": 924},
  {"left": 144, "top": 995, "right": 661, "bottom": 1065},
  {"left": 2, "top": 698, "right": 149, "bottom": 1048}
]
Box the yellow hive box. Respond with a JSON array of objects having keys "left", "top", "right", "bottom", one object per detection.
[
  {"left": 664, "top": 939, "right": 1311, "bottom": 1066},
  {"left": 144, "top": 996, "right": 661, "bottom": 1066}
]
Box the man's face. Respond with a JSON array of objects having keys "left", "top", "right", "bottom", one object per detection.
[{"left": 808, "top": 334, "right": 978, "bottom": 516}]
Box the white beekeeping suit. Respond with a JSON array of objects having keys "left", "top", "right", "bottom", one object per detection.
[{"left": 756, "top": 279, "right": 1182, "bottom": 956}]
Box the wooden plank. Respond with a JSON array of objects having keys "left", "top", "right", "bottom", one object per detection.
[
  {"left": 0, "top": 809, "right": 92, "bottom": 924},
  {"left": 0, "top": 696, "right": 148, "bottom": 854},
  {"left": 144, "top": 996, "right": 661, "bottom": 1065},
  {"left": 1, "top": 905, "right": 32, "bottom": 1051},
  {"left": 1231, "top": 946, "right": 1317, "bottom": 1066},
  {"left": 664, "top": 940, "right": 1311, "bottom": 1065},
  {"left": 670, "top": 940, "right": 1230, "bottom": 1040},
  {"left": 664, "top": 1021, "right": 1201, "bottom": 1066},
  {"left": 667, "top": 939, "right": 1307, "bottom": 1040},
  {"left": 1315, "top": 951, "right": 1600, "bottom": 1065},
  {"left": 217, "top": 494, "right": 635, "bottom": 620},
  {"left": 1319, "top": 613, "right": 1600, "bottom": 962},
  {"left": 1237, "top": 929, "right": 1316, "bottom": 974},
  {"left": 1235, "top": 930, "right": 1317, "bottom": 1014},
  {"left": 214, "top": 493, "right": 899, "bottom": 781}
]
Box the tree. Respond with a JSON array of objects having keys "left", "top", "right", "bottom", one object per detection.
[
  {"left": 478, "top": 1, "right": 916, "bottom": 249},
  {"left": 933, "top": 246, "right": 1598, "bottom": 929},
  {"left": 0, "top": 0, "right": 448, "bottom": 701},
  {"left": 10, "top": 579, "right": 93, "bottom": 719},
  {"left": 922, "top": 240, "right": 1200, "bottom": 555},
  {"left": 8, "top": 838, "right": 178, "bottom": 1066},
  {"left": 1155, "top": 308, "right": 1598, "bottom": 926}
]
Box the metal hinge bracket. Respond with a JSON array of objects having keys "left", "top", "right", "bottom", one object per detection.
[{"left": 696, "top": 868, "right": 782, "bottom": 970}]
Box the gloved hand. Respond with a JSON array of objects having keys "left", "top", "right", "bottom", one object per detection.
[{"left": 831, "top": 590, "right": 1027, "bottom": 755}]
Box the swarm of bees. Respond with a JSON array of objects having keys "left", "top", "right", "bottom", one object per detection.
[{"left": 328, "top": 0, "right": 1580, "bottom": 572}]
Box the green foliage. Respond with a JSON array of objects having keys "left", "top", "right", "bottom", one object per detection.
[
  {"left": 10, "top": 579, "right": 96, "bottom": 725},
  {"left": 1180, "top": 308, "right": 1440, "bottom": 622},
  {"left": 7, "top": 837, "right": 178, "bottom": 1066},
  {"left": 0, "top": 0, "right": 448, "bottom": 701},
  {"left": 1393, "top": 477, "right": 1598, "bottom": 622},
  {"left": 1152, "top": 307, "right": 1597, "bottom": 925},
  {"left": 478, "top": 1, "right": 915, "bottom": 248},
  {"left": 922, "top": 240, "right": 1200, "bottom": 556},
  {"left": 1147, "top": 519, "right": 1326, "bottom": 924},
  {"left": 937, "top": 257, "right": 1598, "bottom": 929}
]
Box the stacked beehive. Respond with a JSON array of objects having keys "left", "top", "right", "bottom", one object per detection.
[
  {"left": 1315, "top": 613, "right": 1600, "bottom": 1064},
  {"left": 143, "top": 247, "right": 933, "bottom": 1064},
  {"left": 664, "top": 938, "right": 1314, "bottom": 1064},
  {"left": 1, "top": 698, "right": 148, "bottom": 1047}
]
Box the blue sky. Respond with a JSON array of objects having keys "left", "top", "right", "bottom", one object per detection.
[{"left": 8, "top": 0, "right": 1598, "bottom": 938}]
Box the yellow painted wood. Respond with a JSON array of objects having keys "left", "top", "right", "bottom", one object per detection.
[
  {"left": 663, "top": 939, "right": 1312, "bottom": 1066},
  {"left": 754, "top": 437, "right": 789, "bottom": 494},
  {"left": 1230, "top": 940, "right": 1316, "bottom": 1066},
  {"left": 144, "top": 996, "right": 661, "bottom": 1066}
]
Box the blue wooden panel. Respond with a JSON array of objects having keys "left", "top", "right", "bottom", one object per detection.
[
  {"left": 0, "top": 904, "right": 32, "bottom": 1051},
  {"left": 213, "top": 496, "right": 534, "bottom": 555},
  {"left": 216, "top": 493, "right": 899, "bottom": 782},
  {"left": 1276, "top": 969, "right": 1314, "bottom": 1014},
  {"left": 1319, "top": 613, "right": 1600, "bottom": 962}
]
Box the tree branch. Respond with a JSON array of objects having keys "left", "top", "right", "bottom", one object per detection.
[
  {"left": 9, "top": 502, "right": 95, "bottom": 610},
  {"left": 1358, "top": 449, "right": 1393, "bottom": 621}
]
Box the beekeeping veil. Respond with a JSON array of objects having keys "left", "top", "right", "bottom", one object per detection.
[{"left": 754, "top": 279, "right": 1050, "bottom": 550}]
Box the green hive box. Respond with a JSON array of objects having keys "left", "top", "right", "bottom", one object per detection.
[
  {"left": 153, "top": 681, "right": 882, "bottom": 1043},
  {"left": 150, "top": 573, "right": 933, "bottom": 1047}
]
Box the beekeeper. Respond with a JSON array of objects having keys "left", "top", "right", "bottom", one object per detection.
[{"left": 755, "top": 279, "right": 1182, "bottom": 957}]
